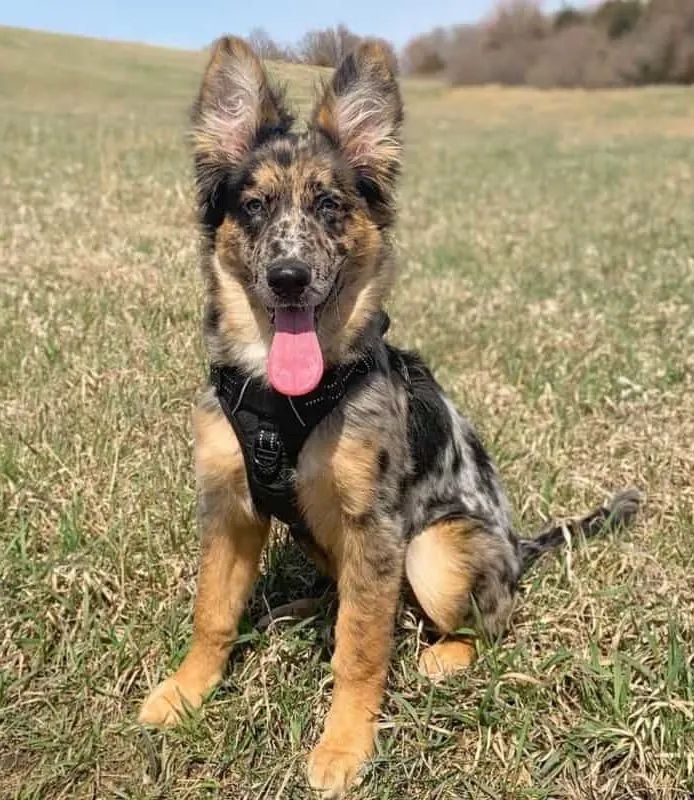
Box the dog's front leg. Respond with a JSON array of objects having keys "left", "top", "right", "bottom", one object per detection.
[
  {"left": 139, "top": 399, "right": 270, "bottom": 726},
  {"left": 307, "top": 522, "right": 403, "bottom": 796}
]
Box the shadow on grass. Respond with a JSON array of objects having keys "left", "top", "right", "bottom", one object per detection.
[
  {"left": 251, "top": 529, "right": 334, "bottom": 616},
  {"left": 214, "top": 530, "right": 339, "bottom": 670}
]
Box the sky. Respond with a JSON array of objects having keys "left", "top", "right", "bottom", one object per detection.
[{"left": 0, "top": 0, "right": 568, "bottom": 50}]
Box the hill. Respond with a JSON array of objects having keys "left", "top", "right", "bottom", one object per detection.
[{"left": 1, "top": 24, "right": 693, "bottom": 800}]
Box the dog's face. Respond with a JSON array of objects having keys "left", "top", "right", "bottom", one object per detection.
[
  {"left": 216, "top": 138, "right": 368, "bottom": 316},
  {"left": 192, "top": 37, "right": 403, "bottom": 389}
]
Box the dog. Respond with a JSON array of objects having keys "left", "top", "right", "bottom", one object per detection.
[{"left": 138, "top": 37, "right": 640, "bottom": 797}]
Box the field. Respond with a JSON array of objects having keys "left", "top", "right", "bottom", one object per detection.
[{"left": 1, "top": 25, "right": 693, "bottom": 800}]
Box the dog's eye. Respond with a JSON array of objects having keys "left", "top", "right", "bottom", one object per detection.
[
  {"left": 317, "top": 195, "right": 339, "bottom": 214},
  {"left": 244, "top": 198, "right": 265, "bottom": 216}
]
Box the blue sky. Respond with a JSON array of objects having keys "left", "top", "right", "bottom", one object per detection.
[{"left": 0, "top": 0, "right": 568, "bottom": 50}]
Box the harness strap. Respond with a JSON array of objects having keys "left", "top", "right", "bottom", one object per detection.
[{"left": 210, "top": 314, "right": 390, "bottom": 525}]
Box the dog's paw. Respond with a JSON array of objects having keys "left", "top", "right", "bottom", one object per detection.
[
  {"left": 307, "top": 743, "right": 368, "bottom": 798},
  {"left": 138, "top": 675, "right": 205, "bottom": 727},
  {"left": 418, "top": 639, "right": 476, "bottom": 682}
]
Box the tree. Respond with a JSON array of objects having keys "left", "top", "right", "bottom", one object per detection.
[
  {"left": 299, "top": 24, "right": 361, "bottom": 67},
  {"left": 592, "top": 1, "right": 643, "bottom": 40},
  {"left": 402, "top": 29, "right": 449, "bottom": 75},
  {"left": 247, "top": 27, "right": 294, "bottom": 61}
]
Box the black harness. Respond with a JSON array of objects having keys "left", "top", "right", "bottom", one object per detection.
[{"left": 210, "top": 316, "right": 390, "bottom": 525}]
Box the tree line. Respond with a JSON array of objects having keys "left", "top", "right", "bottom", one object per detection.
[
  {"left": 404, "top": 0, "right": 694, "bottom": 87},
  {"left": 241, "top": 1, "right": 694, "bottom": 88}
]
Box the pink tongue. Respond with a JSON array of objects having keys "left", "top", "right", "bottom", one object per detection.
[{"left": 268, "top": 308, "right": 324, "bottom": 396}]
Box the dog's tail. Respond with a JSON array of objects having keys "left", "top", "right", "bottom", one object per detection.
[{"left": 519, "top": 488, "right": 642, "bottom": 573}]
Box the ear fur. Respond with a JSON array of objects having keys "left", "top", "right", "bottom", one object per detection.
[
  {"left": 312, "top": 41, "right": 403, "bottom": 224},
  {"left": 191, "top": 36, "right": 293, "bottom": 229}
]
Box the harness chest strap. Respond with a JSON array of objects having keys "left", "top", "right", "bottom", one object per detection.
[{"left": 210, "top": 348, "right": 381, "bottom": 526}]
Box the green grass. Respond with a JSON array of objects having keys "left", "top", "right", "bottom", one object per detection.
[{"left": 1, "top": 26, "right": 693, "bottom": 800}]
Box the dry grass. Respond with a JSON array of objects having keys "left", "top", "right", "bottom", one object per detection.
[{"left": 1, "top": 26, "right": 693, "bottom": 800}]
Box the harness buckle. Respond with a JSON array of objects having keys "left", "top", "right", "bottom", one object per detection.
[{"left": 252, "top": 426, "right": 282, "bottom": 482}]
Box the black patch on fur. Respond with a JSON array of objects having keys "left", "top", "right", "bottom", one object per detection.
[
  {"left": 356, "top": 176, "right": 386, "bottom": 209},
  {"left": 363, "top": 542, "right": 400, "bottom": 581},
  {"left": 196, "top": 165, "right": 227, "bottom": 234},
  {"left": 196, "top": 161, "right": 249, "bottom": 236},
  {"left": 272, "top": 145, "right": 293, "bottom": 168},
  {"left": 355, "top": 175, "right": 397, "bottom": 228},
  {"left": 378, "top": 449, "right": 390, "bottom": 476},
  {"left": 347, "top": 510, "right": 376, "bottom": 530},
  {"left": 420, "top": 490, "right": 465, "bottom": 522},
  {"left": 204, "top": 303, "right": 220, "bottom": 336},
  {"left": 451, "top": 447, "right": 462, "bottom": 474},
  {"left": 398, "top": 473, "right": 412, "bottom": 495},
  {"left": 389, "top": 347, "right": 452, "bottom": 484},
  {"left": 333, "top": 51, "right": 360, "bottom": 95},
  {"left": 256, "top": 117, "right": 295, "bottom": 148}
]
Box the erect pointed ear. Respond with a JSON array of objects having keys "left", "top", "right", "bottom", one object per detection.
[
  {"left": 191, "top": 37, "right": 292, "bottom": 224},
  {"left": 312, "top": 41, "right": 403, "bottom": 224}
]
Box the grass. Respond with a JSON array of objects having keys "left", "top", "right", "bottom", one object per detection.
[{"left": 1, "top": 25, "right": 693, "bottom": 800}]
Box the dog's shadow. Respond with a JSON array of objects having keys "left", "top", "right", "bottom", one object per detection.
[
  {"left": 244, "top": 530, "right": 336, "bottom": 644},
  {"left": 241, "top": 530, "right": 433, "bottom": 653}
]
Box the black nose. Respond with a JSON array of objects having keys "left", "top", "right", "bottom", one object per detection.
[{"left": 266, "top": 259, "right": 311, "bottom": 300}]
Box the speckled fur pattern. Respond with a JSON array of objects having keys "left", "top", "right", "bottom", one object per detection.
[{"left": 139, "top": 36, "right": 640, "bottom": 797}]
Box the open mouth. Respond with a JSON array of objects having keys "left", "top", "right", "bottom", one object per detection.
[{"left": 267, "top": 306, "right": 324, "bottom": 397}]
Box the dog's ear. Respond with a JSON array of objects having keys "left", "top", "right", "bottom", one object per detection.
[
  {"left": 192, "top": 37, "right": 292, "bottom": 224},
  {"left": 312, "top": 41, "right": 403, "bottom": 224}
]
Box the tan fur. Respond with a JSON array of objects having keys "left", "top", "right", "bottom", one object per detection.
[
  {"left": 406, "top": 517, "right": 516, "bottom": 642},
  {"left": 307, "top": 540, "right": 402, "bottom": 796},
  {"left": 405, "top": 522, "right": 483, "bottom": 685},
  {"left": 214, "top": 218, "right": 246, "bottom": 279},
  {"left": 138, "top": 402, "right": 270, "bottom": 725},
  {"left": 297, "top": 426, "right": 379, "bottom": 567},
  {"left": 208, "top": 252, "right": 273, "bottom": 379},
  {"left": 320, "top": 214, "right": 394, "bottom": 365},
  {"left": 249, "top": 160, "right": 283, "bottom": 196},
  {"left": 418, "top": 639, "right": 477, "bottom": 681},
  {"left": 307, "top": 595, "right": 397, "bottom": 796},
  {"left": 297, "top": 421, "right": 404, "bottom": 795},
  {"left": 192, "top": 401, "right": 249, "bottom": 508},
  {"left": 405, "top": 520, "right": 477, "bottom": 633}
]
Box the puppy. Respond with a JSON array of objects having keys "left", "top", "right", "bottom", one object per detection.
[{"left": 139, "top": 38, "right": 640, "bottom": 797}]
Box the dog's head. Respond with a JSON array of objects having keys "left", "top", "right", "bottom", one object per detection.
[{"left": 192, "top": 37, "right": 403, "bottom": 394}]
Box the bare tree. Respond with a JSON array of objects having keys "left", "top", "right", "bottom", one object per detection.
[
  {"left": 299, "top": 24, "right": 361, "bottom": 67},
  {"left": 402, "top": 28, "right": 449, "bottom": 75},
  {"left": 247, "top": 27, "right": 295, "bottom": 62}
]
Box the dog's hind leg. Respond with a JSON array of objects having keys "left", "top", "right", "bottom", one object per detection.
[
  {"left": 405, "top": 518, "right": 519, "bottom": 681},
  {"left": 139, "top": 399, "right": 270, "bottom": 726}
]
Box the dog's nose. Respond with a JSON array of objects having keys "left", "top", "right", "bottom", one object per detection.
[{"left": 267, "top": 259, "right": 311, "bottom": 300}]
